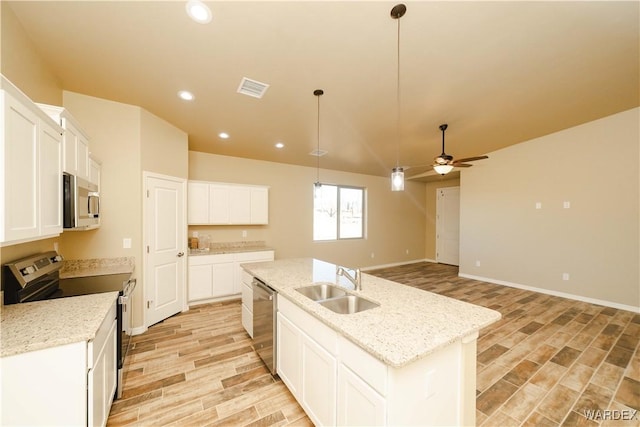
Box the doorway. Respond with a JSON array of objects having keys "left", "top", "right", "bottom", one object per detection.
[
  {"left": 436, "top": 186, "right": 460, "bottom": 266},
  {"left": 143, "top": 172, "right": 187, "bottom": 328}
]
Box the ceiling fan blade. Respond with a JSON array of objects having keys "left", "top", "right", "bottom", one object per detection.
[
  {"left": 452, "top": 163, "right": 473, "bottom": 168},
  {"left": 454, "top": 155, "right": 488, "bottom": 163}
]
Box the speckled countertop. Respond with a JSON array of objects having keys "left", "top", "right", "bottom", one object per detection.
[
  {"left": 242, "top": 258, "right": 501, "bottom": 368},
  {"left": 0, "top": 292, "right": 119, "bottom": 358},
  {"left": 60, "top": 257, "right": 135, "bottom": 278},
  {"left": 189, "top": 241, "right": 274, "bottom": 256}
]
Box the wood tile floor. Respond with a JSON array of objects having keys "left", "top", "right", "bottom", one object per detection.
[{"left": 108, "top": 262, "right": 639, "bottom": 426}]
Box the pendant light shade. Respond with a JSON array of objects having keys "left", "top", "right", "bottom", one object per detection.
[
  {"left": 433, "top": 164, "right": 454, "bottom": 175},
  {"left": 390, "top": 4, "right": 406, "bottom": 192},
  {"left": 391, "top": 167, "right": 405, "bottom": 191},
  {"left": 314, "top": 89, "right": 324, "bottom": 197}
]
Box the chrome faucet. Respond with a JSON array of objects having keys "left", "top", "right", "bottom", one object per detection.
[{"left": 336, "top": 266, "right": 362, "bottom": 291}]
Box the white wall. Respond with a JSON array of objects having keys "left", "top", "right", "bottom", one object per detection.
[{"left": 459, "top": 108, "right": 639, "bottom": 311}]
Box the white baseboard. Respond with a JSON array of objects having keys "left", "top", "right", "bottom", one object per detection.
[
  {"left": 459, "top": 273, "right": 640, "bottom": 314},
  {"left": 362, "top": 258, "right": 434, "bottom": 272},
  {"left": 130, "top": 325, "right": 147, "bottom": 336}
]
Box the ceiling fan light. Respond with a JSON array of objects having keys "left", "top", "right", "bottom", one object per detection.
[
  {"left": 391, "top": 167, "right": 404, "bottom": 191},
  {"left": 433, "top": 164, "right": 454, "bottom": 175}
]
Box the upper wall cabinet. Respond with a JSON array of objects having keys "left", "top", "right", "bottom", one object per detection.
[
  {"left": 1, "top": 76, "right": 63, "bottom": 245},
  {"left": 188, "top": 181, "right": 269, "bottom": 225},
  {"left": 37, "top": 103, "right": 91, "bottom": 182}
]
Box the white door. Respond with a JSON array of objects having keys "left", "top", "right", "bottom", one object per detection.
[
  {"left": 436, "top": 187, "right": 460, "bottom": 266},
  {"left": 144, "top": 173, "right": 187, "bottom": 327}
]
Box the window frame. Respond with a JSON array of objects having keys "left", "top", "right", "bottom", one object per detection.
[{"left": 313, "top": 183, "right": 366, "bottom": 241}]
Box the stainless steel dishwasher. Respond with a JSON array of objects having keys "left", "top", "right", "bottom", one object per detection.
[{"left": 252, "top": 277, "right": 277, "bottom": 374}]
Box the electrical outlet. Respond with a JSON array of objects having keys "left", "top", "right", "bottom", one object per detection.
[
  {"left": 562, "top": 273, "right": 570, "bottom": 281},
  {"left": 405, "top": 249, "right": 409, "bottom": 255},
  {"left": 242, "top": 230, "right": 247, "bottom": 238},
  {"left": 563, "top": 201, "right": 571, "bottom": 209},
  {"left": 535, "top": 202, "right": 542, "bottom": 209},
  {"left": 123, "top": 238, "right": 132, "bottom": 249},
  {"left": 371, "top": 252, "right": 375, "bottom": 258},
  {"left": 475, "top": 260, "right": 481, "bottom": 267}
]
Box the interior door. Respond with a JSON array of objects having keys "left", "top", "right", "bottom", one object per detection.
[
  {"left": 145, "top": 173, "right": 186, "bottom": 327},
  {"left": 436, "top": 187, "right": 460, "bottom": 266}
]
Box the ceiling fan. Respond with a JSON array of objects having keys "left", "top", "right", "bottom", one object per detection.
[{"left": 408, "top": 124, "right": 489, "bottom": 176}]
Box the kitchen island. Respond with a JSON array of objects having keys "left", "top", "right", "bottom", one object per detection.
[{"left": 242, "top": 258, "right": 501, "bottom": 426}]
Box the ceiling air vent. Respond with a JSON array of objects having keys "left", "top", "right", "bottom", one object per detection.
[
  {"left": 237, "top": 77, "right": 270, "bottom": 99},
  {"left": 309, "top": 149, "right": 328, "bottom": 157}
]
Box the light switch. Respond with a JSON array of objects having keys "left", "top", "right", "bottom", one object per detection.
[
  {"left": 123, "top": 238, "right": 132, "bottom": 249},
  {"left": 563, "top": 201, "right": 571, "bottom": 209},
  {"left": 535, "top": 202, "right": 542, "bottom": 209}
]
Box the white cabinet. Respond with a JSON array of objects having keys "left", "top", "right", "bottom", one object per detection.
[
  {"left": 37, "top": 103, "right": 91, "bottom": 181},
  {"left": 277, "top": 295, "right": 338, "bottom": 427},
  {"left": 88, "top": 302, "right": 117, "bottom": 427},
  {"left": 1, "top": 298, "right": 117, "bottom": 427},
  {"left": 188, "top": 253, "right": 236, "bottom": 302},
  {"left": 337, "top": 364, "right": 386, "bottom": 426},
  {"left": 277, "top": 311, "right": 302, "bottom": 395},
  {"left": 187, "top": 181, "right": 269, "bottom": 225},
  {"left": 1, "top": 76, "right": 63, "bottom": 246},
  {"left": 189, "top": 250, "right": 274, "bottom": 305},
  {"left": 89, "top": 155, "right": 101, "bottom": 187}
]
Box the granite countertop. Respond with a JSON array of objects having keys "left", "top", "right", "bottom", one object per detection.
[
  {"left": 60, "top": 257, "right": 135, "bottom": 279},
  {"left": 189, "top": 241, "right": 274, "bottom": 256},
  {"left": 241, "top": 258, "right": 501, "bottom": 368},
  {"left": 0, "top": 292, "right": 119, "bottom": 358}
]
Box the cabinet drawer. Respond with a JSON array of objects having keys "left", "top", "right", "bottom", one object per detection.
[
  {"left": 241, "top": 269, "right": 253, "bottom": 287},
  {"left": 189, "top": 253, "right": 235, "bottom": 266},
  {"left": 241, "top": 303, "right": 253, "bottom": 338},
  {"left": 339, "top": 336, "right": 387, "bottom": 396},
  {"left": 87, "top": 299, "right": 117, "bottom": 369},
  {"left": 241, "top": 281, "right": 253, "bottom": 310},
  {"left": 278, "top": 295, "right": 338, "bottom": 355}
]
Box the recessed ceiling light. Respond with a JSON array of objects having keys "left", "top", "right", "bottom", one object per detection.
[
  {"left": 275, "top": 142, "right": 284, "bottom": 149},
  {"left": 185, "top": 0, "right": 212, "bottom": 24},
  {"left": 178, "top": 90, "right": 194, "bottom": 101},
  {"left": 218, "top": 132, "right": 230, "bottom": 139}
]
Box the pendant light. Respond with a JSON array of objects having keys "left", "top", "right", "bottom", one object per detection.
[
  {"left": 390, "top": 4, "right": 406, "bottom": 191},
  {"left": 314, "top": 89, "right": 324, "bottom": 197}
]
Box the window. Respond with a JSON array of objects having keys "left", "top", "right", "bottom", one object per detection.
[{"left": 313, "top": 184, "right": 365, "bottom": 241}]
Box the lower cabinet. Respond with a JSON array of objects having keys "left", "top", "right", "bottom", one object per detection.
[
  {"left": 277, "top": 294, "right": 471, "bottom": 426},
  {"left": 188, "top": 250, "right": 274, "bottom": 306},
  {"left": 1, "top": 299, "right": 117, "bottom": 427}
]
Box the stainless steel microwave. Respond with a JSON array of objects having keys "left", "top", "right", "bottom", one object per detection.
[{"left": 63, "top": 172, "right": 100, "bottom": 230}]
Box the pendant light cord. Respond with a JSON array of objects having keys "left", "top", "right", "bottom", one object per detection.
[
  {"left": 395, "top": 7, "right": 401, "bottom": 169},
  {"left": 317, "top": 92, "right": 320, "bottom": 183}
]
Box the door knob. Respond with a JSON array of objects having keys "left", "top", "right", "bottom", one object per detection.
[{"left": 177, "top": 252, "right": 185, "bottom": 257}]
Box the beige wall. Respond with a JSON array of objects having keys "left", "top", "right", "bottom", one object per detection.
[
  {"left": 424, "top": 177, "right": 460, "bottom": 261},
  {"left": 58, "top": 92, "right": 188, "bottom": 328},
  {"left": 189, "top": 151, "right": 427, "bottom": 268},
  {"left": 459, "top": 108, "right": 639, "bottom": 310},
  {"left": 0, "top": 2, "right": 61, "bottom": 105}
]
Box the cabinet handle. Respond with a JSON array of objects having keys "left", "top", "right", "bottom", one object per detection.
[{"left": 177, "top": 252, "right": 185, "bottom": 257}]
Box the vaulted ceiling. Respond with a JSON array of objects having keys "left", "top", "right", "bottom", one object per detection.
[{"left": 6, "top": 1, "right": 639, "bottom": 179}]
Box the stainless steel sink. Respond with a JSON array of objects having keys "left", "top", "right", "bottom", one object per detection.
[
  {"left": 295, "top": 283, "right": 347, "bottom": 301},
  {"left": 319, "top": 294, "right": 380, "bottom": 314},
  {"left": 295, "top": 283, "right": 379, "bottom": 314}
]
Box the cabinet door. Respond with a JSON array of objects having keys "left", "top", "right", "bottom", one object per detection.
[
  {"left": 187, "top": 182, "right": 209, "bottom": 224},
  {"left": 188, "top": 263, "right": 213, "bottom": 301},
  {"left": 2, "top": 92, "right": 39, "bottom": 242},
  {"left": 61, "top": 120, "right": 78, "bottom": 175},
  {"left": 209, "top": 184, "right": 230, "bottom": 224},
  {"left": 77, "top": 132, "right": 90, "bottom": 181},
  {"left": 39, "top": 119, "right": 63, "bottom": 237},
  {"left": 229, "top": 186, "right": 251, "bottom": 224},
  {"left": 250, "top": 187, "right": 269, "bottom": 224},
  {"left": 88, "top": 317, "right": 117, "bottom": 427},
  {"left": 302, "top": 334, "right": 337, "bottom": 427},
  {"left": 211, "top": 261, "right": 236, "bottom": 297},
  {"left": 89, "top": 156, "right": 101, "bottom": 187},
  {"left": 337, "top": 364, "right": 386, "bottom": 426},
  {"left": 277, "top": 312, "right": 302, "bottom": 396}
]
